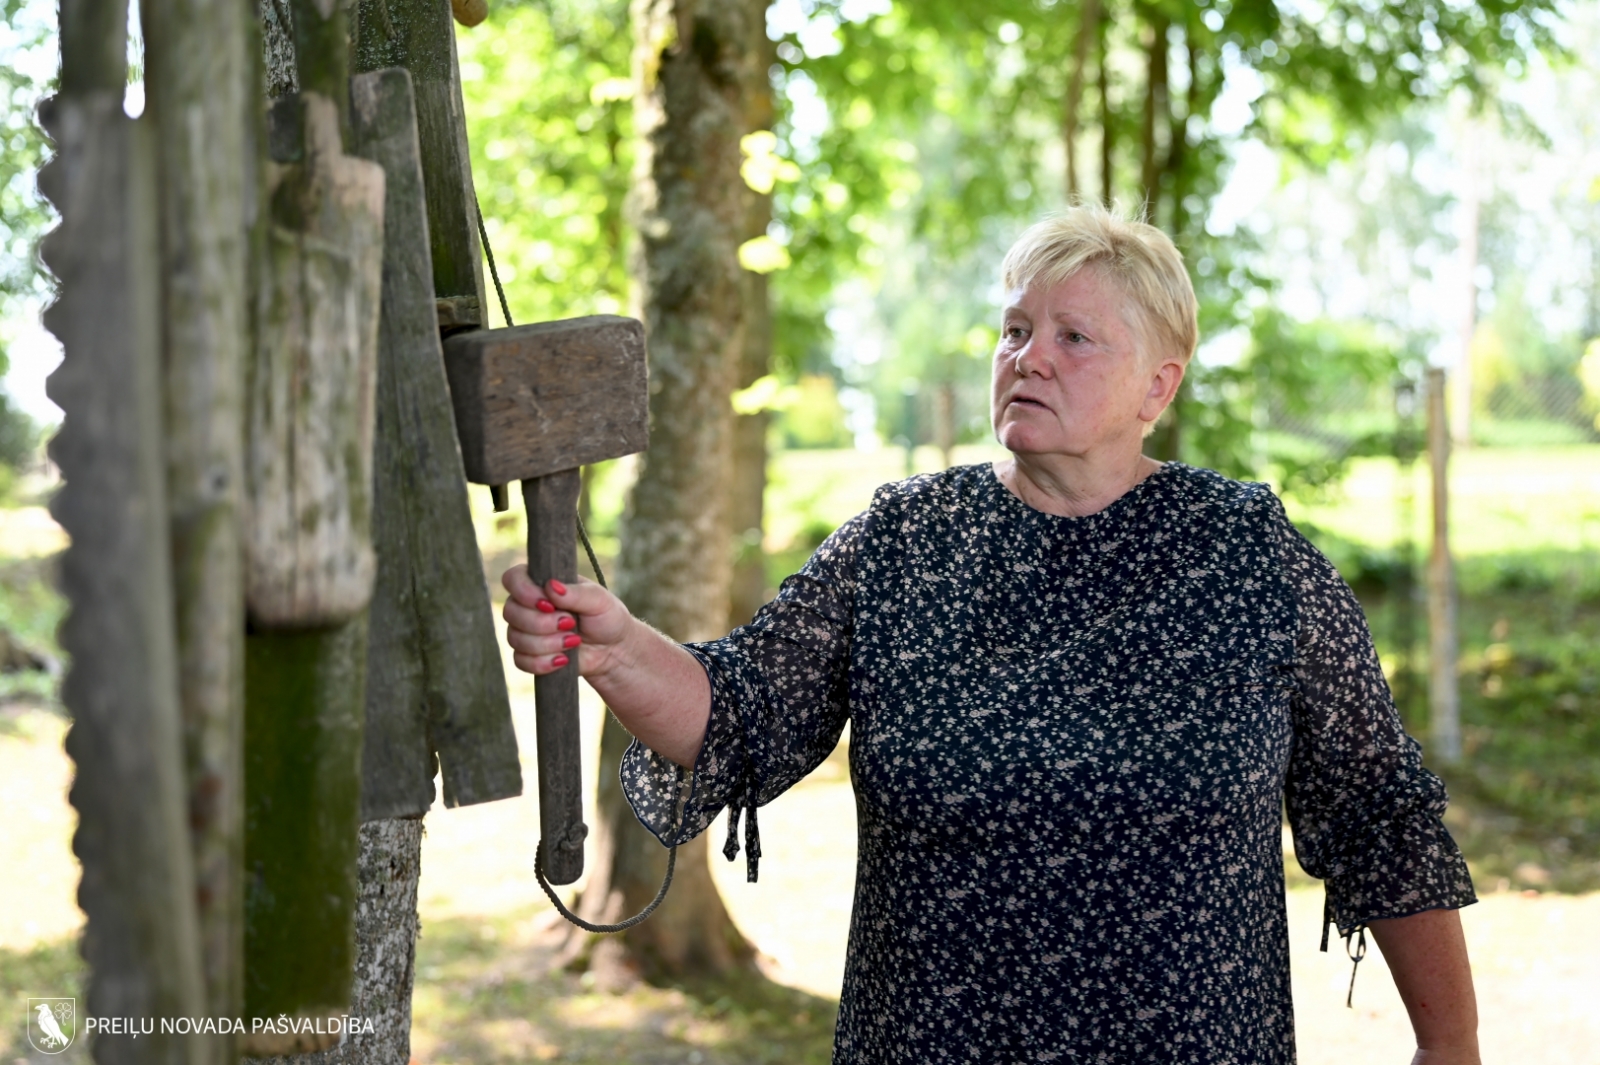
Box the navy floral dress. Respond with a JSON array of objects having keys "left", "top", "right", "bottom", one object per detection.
[{"left": 622, "top": 463, "right": 1475, "bottom": 1064}]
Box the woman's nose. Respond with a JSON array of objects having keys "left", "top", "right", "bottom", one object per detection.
[{"left": 1013, "top": 338, "right": 1051, "bottom": 378}]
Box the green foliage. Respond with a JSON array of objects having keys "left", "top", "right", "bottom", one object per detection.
[
  {"left": 457, "top": 0, "right": 633, "bottom": 325},
  {"left": 1188, "top": 309, "right": 1413, "bottom": 499},
  {"left": 0, "top": 0, "right": 52, "bottom": 311},
  {"left": 772, "top": 374, "right": 852, "bottom": 449},
  {"left": 0, "top": 0, "right": 52, "bottom": 464},
  {"left": 757, "top": 0, "right": 1557, "bottom": 456}
]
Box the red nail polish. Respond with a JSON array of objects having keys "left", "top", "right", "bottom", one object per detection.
[
  {"left": 563, "top": 634, "right": 581, "bottom": 649},
  {"left": 551, "top": 654, "right": 569, "bottom": 668},
  {"left": 557, "top": 616, "right": 576, "bottom": 632},
  {"left": 536, "top": 600, "right": 555, "bottom": 614},
  {"left": 549, "top": 579, "right": 568, "bottom": 596}
]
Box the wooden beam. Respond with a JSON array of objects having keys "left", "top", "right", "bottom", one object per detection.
[
  {"left": 241, "top": 93, "right": 384, "bottom": 1053},
  {"left": 242, "top": 618, "right": 369, "bottom": 1055},
  {"left": 139, "top": 0, "right": 254, "bottom": 1034},
  {"left": 349, "top": 67, "right": 521, "bottom": 818},
  {"left": 40, "top": 91, "right": 209, "bottom": 1065},
  {"left": 354, "top": 0, "right": 486, "bottom": 329}
]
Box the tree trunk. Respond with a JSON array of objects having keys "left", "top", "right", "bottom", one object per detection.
[
  {"left": 1166, "top": 40, "right": 1196, "bottom": 244},
  {"left": 567, "top": 0, "right": 761, "bottom": 981},
  {"left": 1097, "top": 5, "right": 1113, "bottom": 207},
  {"left": 139, "top": 0, "right": 254, "bottom": 1036},
  {"left": 251, "top": 818, "right": 423, "bottom": 1065},
  {"left": 1139, "top": 11, "right": 1169, "bottom": 220},
  {"left": 730, "top": 0, "right": 774, "bottom": 631},
  {"left": 1062, "top": 0, "right": 1099, "bottom": 201}
]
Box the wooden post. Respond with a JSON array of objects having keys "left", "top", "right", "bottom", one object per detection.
[
  {"left": 441, "top": 316, "right": 649, "bottom": 886},
  {"left": 41, "top": 13, "right": 210, "bottom": 1059},
  {"left": 1426, "top": 367, "right": 1462, "bottom": 764},
  {"left": 242, "top": 620, "right": 369, "bottom": 1050},
  {"left": 242, "top": 85, "right": 385, "bottom": 1053},
  {"left": 1452, "top": 133, "right": 1479, "bottom": 448},
  {"left": 139, "top": 0, "right": 254, "bottom": 1035},
  {"left": 353, "top": 0, "right": 486, "bottom": 330}
]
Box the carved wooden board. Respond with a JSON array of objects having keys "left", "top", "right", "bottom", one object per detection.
[
  {"left": 41, "top": 93, "right": 209, "bottom": 1065},
  {"left": 245, "top": 94, "right": 384, "bottom": 628},
  {"left": 349, "top": 67, "right": 521, "bottom": 818}
]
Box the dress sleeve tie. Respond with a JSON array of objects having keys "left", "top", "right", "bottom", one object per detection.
[
  {"left": 719, "top": 671, "right": 767, "bottom": 883},
  {"left": 1320, "top": 893, "right": 1368, "bottom": 1008},
  {"left": 722, "top": 794, "right": 762, "bottom": 882}
]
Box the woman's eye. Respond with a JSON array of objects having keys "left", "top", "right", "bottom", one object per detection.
[
  {"left": 1004, "top": 325, "right": 1027, "bottom": 339},
  {"left": 1065, "top": 331, "right": 1088, "bottom": 344}
]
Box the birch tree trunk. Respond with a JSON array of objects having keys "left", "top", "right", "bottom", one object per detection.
[{"left": 570, "top": 0, "right": 761, "bottom": 981}]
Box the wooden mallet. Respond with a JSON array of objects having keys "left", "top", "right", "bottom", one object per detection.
[{"left": 442, "top": 315, "right": 648, "bottom": 885}]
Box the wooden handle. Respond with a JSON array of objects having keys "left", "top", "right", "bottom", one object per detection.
[
  {"left": 450, "top": 0, "right": 487, "bottom": 27},
  {"left": 524, "top": 470, "right": 587, "bottom": 885}
]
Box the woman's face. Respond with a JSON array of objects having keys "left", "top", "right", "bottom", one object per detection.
[{"left": 990, "top": 268, "right": 1183, "bottom": 461}]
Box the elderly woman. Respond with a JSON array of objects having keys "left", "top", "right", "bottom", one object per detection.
[{"left": 503, "top": 207, "right": 1480, "bottom": 1064}]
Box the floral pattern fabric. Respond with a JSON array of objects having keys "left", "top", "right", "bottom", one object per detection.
[{"left": 621, "top": 463, "right": 1475, "bottom": 1064}]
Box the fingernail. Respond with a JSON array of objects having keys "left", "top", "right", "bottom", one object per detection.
[
  {"left": 550, "top": 579, "right": 568, "bottom": 596},
  {"left": 557, "top": 616, "right": 576, "bottom": 632},
  {"left": 536, "top": 600, "right": 555, "bottom": 614},
  {"left": 562, "top": 634, "right": 581, "bottom": 649},
  {"left": 551, "top": 654, "right": 569, "bottom": 668}
]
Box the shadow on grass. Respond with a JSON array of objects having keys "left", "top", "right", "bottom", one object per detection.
[{"left": 412, "top": 909, "right": 837, "bottom": 1065}]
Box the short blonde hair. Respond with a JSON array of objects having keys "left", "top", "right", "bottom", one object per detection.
[{"left": 1000, "top": 204, "right": 1198, "bottom": 365}]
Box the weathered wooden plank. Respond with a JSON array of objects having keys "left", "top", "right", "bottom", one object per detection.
[
  {"left": 240, "top": 93, "right": 384, "bottom": 1055},
  {"left": 440, "top": 317, "right": 649, "bottom": 484},
  {"left": 245, "top": 94, "right": 384, "bottom": 627},
  {"left": 249, "top": 818, "right": 423, "bottom": 1065},
  {"left": 524, "top": 470, "right": 586, "bottom": 885},
  {"left": 139, "top": 0, "right": 254, "bottom": 1034},
  {"left": 241, "top": 617, "right": 368, "bottom": 1056},
  {"left": 40, "top": 91, "right": 209, "bottom": 1065},
  {"left": 348, "top": 67, "right": 520, "bottom": 818},
  {"left": 353, "top": 0, "right": 485, "bottom": 329}
]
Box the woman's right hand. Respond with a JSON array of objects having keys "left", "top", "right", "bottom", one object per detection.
[
  {"left": 501, "top": 564, "right": 712, "bottom": 768},
  {"left": 501, "top": 567, "right": 632, "bottom": 680}
]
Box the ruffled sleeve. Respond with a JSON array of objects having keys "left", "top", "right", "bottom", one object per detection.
[
  {"left": 619, "top": 512, "right": 861, "bottom": 880},
  {"left": 1279, "top": 518, "right": 1477, "bottom": 936}
]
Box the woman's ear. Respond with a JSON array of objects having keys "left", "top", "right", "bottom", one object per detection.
[{"left": 1139, "top": 357, "right": 1186, "bottom": 425}]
